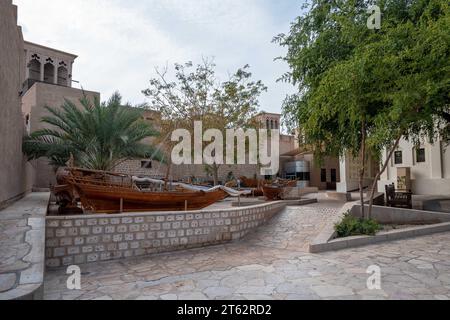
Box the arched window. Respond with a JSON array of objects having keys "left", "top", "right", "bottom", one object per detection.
[
  {"left": 57, "top": 66, "right": 68, "bottom": 86},
  {"left": 43, "top": 62, "right": 55, "bottom": 83},
  {"left": 25, "top": 114, "right": 31, "bottom": 134},
  {"left": 28, "top": 59, "right": 41, "bottom": 81},
  {"left": 266, "top": 119, "right": 270, "bottom": 129},
  {"left": 270, "top": 120, "right": 274, "bottom": 129},
  {"left": 275, "top": 120, "right": 279, "bottom": 129}
]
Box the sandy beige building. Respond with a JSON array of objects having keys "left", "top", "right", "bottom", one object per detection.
[
  {"left": 22, "top": 41, "right": 76, "bottom": 92},
  {"left": 0, "top": 1, "right": 33, "bottom": 207},
  {"left": 0, "top": 0, "right": 330, "bottom": 191},
  {"left": 22, "top": 82, "right": 99, "bottom": 188},
  {"left": 0, "top": 0, "right": 100, "bottom": 203},
  {"left": 116, "top": 111, "right": 302, "bottom": 183},
  {"left": 281, "top": 150, "right": 341, "bottom": 191},
  {"left": 20, "top": 41, "right": 100, "bottom": 189}
]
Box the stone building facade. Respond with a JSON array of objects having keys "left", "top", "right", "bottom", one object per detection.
[
  {"left": 336, "top": 152, "right": 380, "bottom": 193},
  {"left": 295, "top": 153, "right": 340, "bottom": 191},
  {"left": 116, "top": 111, "right": 299, "bottom": 183},
  {"left": 0, "top": 0, "right": 100, "bottom": 200},
  {"left": 22, "top": 82, "right": 99, "bottom": 188},
  {"left": 22, "top": 41, "right": 76, "bottom": 92},
  {"left": 255, "top": 112, "right": 281, "bottom": 130},
  {"left": 115, "top": 160, "right": 262, "bottom": 183},
  {"left": 378, "top": 138, "right": 450, "bottom": 195},
  {"left": 0, "top": 0, "right": 33, "bottom": 207}
]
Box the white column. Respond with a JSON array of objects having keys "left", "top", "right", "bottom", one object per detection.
[
  {"left": 336, "top": 154, "right": 348, "bottom": 193},
  {"left": 39, "top": 59, "right": 45, "bottom": 82},
  {"left": 53, "top": 60, "right": 58, "bottom": 84},
  {"left": 430, "top": 142, "right": 443, "bottom": 179}
]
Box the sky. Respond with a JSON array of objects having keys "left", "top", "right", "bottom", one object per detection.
[{"left": 14, "top": 0, "right": 304, "bottom": 114}]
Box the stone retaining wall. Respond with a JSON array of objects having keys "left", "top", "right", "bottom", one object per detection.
[
  {"left": 351, "top": 204, "right": 450, "bottom": 224},
  {"left": 310, "top": 203, "right": 450, "bottom": 253},
  {"left": 45, "top": 202, "right": 286, "bottom": 268}
]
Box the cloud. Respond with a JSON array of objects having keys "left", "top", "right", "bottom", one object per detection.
[{"left": 13, "top": 0, "right": 300, "bottom": 113}]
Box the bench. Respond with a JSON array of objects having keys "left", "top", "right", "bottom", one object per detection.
[{"left": 385, "top": 183, "right": 412, "bottom": 209}]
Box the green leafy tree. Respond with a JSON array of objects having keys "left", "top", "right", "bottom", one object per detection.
[
  {"left": 274, "top": 0, "right": 385, "bottom": 216},
  {"left": 142, "top": 59, "right": 267, "bottom": 185},
  {"left": 276, "top": 0, "right": 449, "bottom": 218},
  {"left": 363, "top": 0, "right": 450, "bottom": 214},
  {"left": 23, "top": 92, "right": 163, "bottom": 171}
]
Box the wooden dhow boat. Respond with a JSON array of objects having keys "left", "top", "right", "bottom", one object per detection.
[
  {"left": 54, "top": 168, "right": 249, "bottom": 214},
  {"left": 239, "top": 176, "right": 270, "bottom": 197},
  {"left": 262, "top": 179, "right": 297, "bottom": 201},
  {"left": 239, "top": 176, "right": 259, "bottom": 188},
  {"left": 262, "top": 185, "right": 284, "bottom": 201}
]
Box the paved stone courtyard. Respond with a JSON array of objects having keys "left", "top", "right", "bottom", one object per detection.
[
  {"left": 0, "top": 193, "right": 48, "bottom": 299},
  {"left": 43, "top": 199, "right": 450, "bottom": 300}
]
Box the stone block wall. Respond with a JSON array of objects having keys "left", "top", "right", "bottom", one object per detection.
[
  {"left": 45, "top": 202, "right": 286, "bottom": 268},
  {"left": 115, "top": 160, "right": 261, "bottom": 183}
]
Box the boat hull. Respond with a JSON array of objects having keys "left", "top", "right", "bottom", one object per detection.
[
  {"left": 240, "top": 177, "right": 259, "bottom": 188},
  {"left": 262, "top": 186, "right": 284, "bottom": 201},
  {"left": 73, "top": 183, "right": 228, "bottom": 213}
]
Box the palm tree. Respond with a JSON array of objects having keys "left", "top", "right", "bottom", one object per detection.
[{"left": 23, "top": 92, "right": 164, "bottom": 171}]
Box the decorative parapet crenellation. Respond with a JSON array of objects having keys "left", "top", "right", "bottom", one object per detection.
[{"left": 45, "top": 202, "right": 287, "bottom": 268}]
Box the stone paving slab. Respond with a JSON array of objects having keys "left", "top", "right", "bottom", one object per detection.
[
  {"left": 0, "top": 193, "right": 49, "bottom": 300},
  {"left": 310, "top": 202, "right": 450, "bottom": 253},
  {"left": 43, "top": 198, "right": 450, "bottom": 300}
]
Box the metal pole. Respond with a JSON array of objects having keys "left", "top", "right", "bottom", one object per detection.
[{"left": 120, "top": 198, "right": 123, "bottom": 213}]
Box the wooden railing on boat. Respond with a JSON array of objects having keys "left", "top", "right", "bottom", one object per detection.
[{"left": 56, "top": 167, "right": 232, "bottom": 214}]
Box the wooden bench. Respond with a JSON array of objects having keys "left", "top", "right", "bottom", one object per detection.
[{"left": 385, "top": 183, "right": 412, "bottom": 209}]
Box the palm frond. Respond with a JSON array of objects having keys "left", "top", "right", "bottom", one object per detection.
[{"left": 23, "top": 93, "right": 162, "bottom": 171}]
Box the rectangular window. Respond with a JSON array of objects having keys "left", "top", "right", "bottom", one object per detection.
[
  {"left": 394, "top": 151, "right": 403, "bottom": 165},
  {"left": 321, "top": 169, "right": 327, "bottom": 183},
  {"left": 141, "top": 161, "right": 152, "bottom": 169},
  {"left": 296, "top": 172, "right": 311, "bottom": 181},
  {"left": 416, "top": 148, "right": 426, "bottom": 163}
]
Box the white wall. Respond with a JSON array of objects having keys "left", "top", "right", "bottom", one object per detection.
[
  {"left": 443, "top": 141, "right": 450, "bottom": 179},
  {"left": 337, "top": 152, "right": 377, "bottom": 193},
  {"left": 378, "top": 138, "right": 450, "bottom": 195}
]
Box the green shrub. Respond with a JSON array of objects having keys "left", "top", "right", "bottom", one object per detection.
[{"left": 335, "top": 213, "right": 381, "bottom": 238}]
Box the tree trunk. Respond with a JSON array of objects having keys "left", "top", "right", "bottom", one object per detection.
[
  {"left": 212, "top": 163, "right": 220, "bottom": 186},
  {"left": 359, "top": 122, "right": 367, "bottom": 219},
  {"left": 367, "top": 135, "right": 402, "bottom": 219},
  {"left": 164, "top": 161, "right": 172, "bottom": 191}
]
